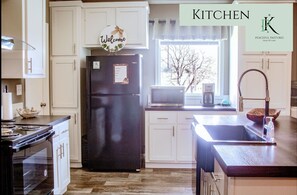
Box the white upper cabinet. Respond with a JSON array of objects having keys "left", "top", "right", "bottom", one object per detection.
[
  {"left": 51, "top": 6, "right": 79, "bottom": 56},
  {"left": 116, "top": 7, "right": 148, "bottom": 48},
  {"left": 82, "top": 2, "right": 149, "bottom": 49},
  {"left": 83, "top": 8, "right": 115, "bottom": 46},
  {"left": 1, "top": 0, "right": 46, "bottom": 78}
]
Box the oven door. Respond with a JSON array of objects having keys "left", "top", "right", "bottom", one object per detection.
[{"left": 13, "top": 131, "right": 54, "bottom": 195}]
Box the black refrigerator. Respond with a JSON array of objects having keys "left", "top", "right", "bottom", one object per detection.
[{"left": 85, "top": 54, "right": 142, "bottom": 171}]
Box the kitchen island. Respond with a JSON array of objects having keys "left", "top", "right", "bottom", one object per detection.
[{"left": 193, "top": 115, "right": 297, "bottom": 195}]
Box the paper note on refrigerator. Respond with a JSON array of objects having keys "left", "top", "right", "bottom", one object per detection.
[{"left": 114, "top": 64, "right": 129, "bottom": 84}]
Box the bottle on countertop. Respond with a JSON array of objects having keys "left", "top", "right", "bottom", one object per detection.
[{"left": 264, "top": 116, "right": 275, "bottom": 142}]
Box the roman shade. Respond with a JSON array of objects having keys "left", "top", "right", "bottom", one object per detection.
[{"left": 150, "top": 18, "right": 229, "bottom": 40}]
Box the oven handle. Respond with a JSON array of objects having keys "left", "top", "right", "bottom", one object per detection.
[{"left": 13, "top": 131, "right": 55, "bottom": 152}]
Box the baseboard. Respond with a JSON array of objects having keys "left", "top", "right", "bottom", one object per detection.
[
  {"left": 145, "top": 162, "right": 196, "bottom": 169},
  {"left": 71, "top": 162, "right": 82, "bottom": 168}
]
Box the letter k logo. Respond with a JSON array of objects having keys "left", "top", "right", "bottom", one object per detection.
[{"left": 262, "top": 15, "right": 279, "bottom": 35}]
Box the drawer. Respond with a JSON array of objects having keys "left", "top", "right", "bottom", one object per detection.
[
  {"left": 52, "top": 125, "right": 61, "bottom": 140},
  {"left": 52, "top": 121, "right": 69, "bottom": 139},
  {"left": 149, "top": 111, "right": 177, "bottom": 124},
  {"left": 178, "top": 111, "right": 196, "bottom": 124}
]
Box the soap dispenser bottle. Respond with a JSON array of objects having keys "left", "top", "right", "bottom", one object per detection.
[{"left": 265, "top": 116, "right": 275, "bottom": 142}]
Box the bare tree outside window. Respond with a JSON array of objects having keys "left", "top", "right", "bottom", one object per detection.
[{"left": 160, "top": 41, "right": 218, "bottom": 93}]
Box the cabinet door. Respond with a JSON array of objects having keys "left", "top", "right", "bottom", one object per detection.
[
  {"left": 52, "top": 111, "right": 80, "bottom": 165},
  {"left": 83, "top": 8, "right": 115, "bottom": 47},
  {"left": 241, "top": 54, "right": 290, "bottom": 110},
  {"left": 240, "top": 55, "right": 266, "bottom": 108},
  {"left": 25, "top": 78, "right": 49, "bottom": 115},
  {"left": 116, "top": 7, "right": 148, "bottom": 48},
  {"left": 266, "top": 55, "right": 289, "bottom": 109},
  {"left": 25, "top": 23, "right": 49, "bottom": 114},
  {"left": 148, "top": 124, "right": 175, "bottom": 161},
  {"left": 176, "top": 124, "right": 195, "bottom": 162},
  {"left": 51, "top": 58, "right": 78, "bottom": 108},
  {"left": 1, "top": 0, "right": 46, "bottom": 78},
  {"left": 52, "top": 128, "right": 61, "bottom": 194},
  {"left": 51, "top": 7, "right": 77, "bottom": 56},
  {"left": 59, "top": 129, "right": 70, "bottom": 190},
  {"left": 26, "top": 0, "right": 46, "bottom": 76}
]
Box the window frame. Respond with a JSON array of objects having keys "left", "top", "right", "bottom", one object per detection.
[{"left": 155, "top": 39, "right": 229, "bottom": 105}]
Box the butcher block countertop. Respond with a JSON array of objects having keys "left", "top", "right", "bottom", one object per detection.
[
  {"left": 13, "top": 115, "right": 71, "bottom": 126},
  {"left": 193, "top": 115, "right": 297, "bottom": 177}
]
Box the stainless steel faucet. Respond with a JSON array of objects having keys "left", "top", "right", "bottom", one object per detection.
[{"left": 238, "top": 69, "right": 270, "bottom": 118}]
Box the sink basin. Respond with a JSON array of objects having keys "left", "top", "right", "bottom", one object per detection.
[
  {"left": 194, "top": 124, "right": 276, "bottom": 172},
  {"left": 203, "top": 125, "right": 267, "bottom": 143}
]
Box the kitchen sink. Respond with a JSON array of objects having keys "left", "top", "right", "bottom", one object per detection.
[
  {"left": 201, "top": 124, "right": 269, "bottom": 143},
  {"left": 194, "top": 124, "right": 276, "bottom": 172}
]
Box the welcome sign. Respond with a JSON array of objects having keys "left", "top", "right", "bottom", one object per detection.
[
  {"left": 99, "top": 25, "right": 127, "bottom": 52},
  {"left": 180, "top": 4, "right": 293, "bottom": 52}
]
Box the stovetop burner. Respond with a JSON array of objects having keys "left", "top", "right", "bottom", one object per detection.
[
  {"left": 1, "top": 124, "right": 52, "bottom": 146},
  {"left": 17, "top": 125, "right": 42, "bottom": 131},
  {"left": 1, "top": 124, "right": 16, "bottom": 129}
]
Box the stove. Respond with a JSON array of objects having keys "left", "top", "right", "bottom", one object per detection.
[
  {"left": 1, "top": 124, "right": 52, "bottom": 148},
  {"left": 1, "top": 123, "right": 54, "bottom": 195}
]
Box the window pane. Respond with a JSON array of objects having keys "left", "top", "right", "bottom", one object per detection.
[{"left": 159, "top": 41, "right": 219, "bottom": 94}]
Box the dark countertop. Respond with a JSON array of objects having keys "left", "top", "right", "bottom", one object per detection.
[
  {"left": 12, "top": 115, "right": 71, "bottom": 126},
  {"left": 193, "top": 115, "right": 297, "bottom": 177},
  {"left": 145, "top": 105, "right": 236, "bottom": 111}
]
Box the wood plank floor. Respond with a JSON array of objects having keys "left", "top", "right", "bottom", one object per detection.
[{"left": 65, "top": 168, "right": 196, "bottom": 194}]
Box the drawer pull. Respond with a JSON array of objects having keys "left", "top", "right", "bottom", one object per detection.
[
  {"left": 61, "top": 129, "right": 68, "bottom": 134},
  {"left": 172, "top": 126, "right": 175, "bottom": 137},
  {"left": 157, "top": 117, "right": 168, "bottom": 120},
  {"left": 210, "top": 172, "right": 220, "bottom": 182},
  {"left": 185, "top": 117, "right": 193, "bottom": 120}
]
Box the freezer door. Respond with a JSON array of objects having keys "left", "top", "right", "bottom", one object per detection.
[
  {"left": 87, "top": 95, "right": 141, "bottom": 170},
  {"left": 87, "top": 55, "right": 141, "bottom": 95}
]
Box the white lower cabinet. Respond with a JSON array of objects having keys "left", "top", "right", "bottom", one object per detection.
[
  {"left": 53, "top": 120, "right": 70, "bottom": 195},
  {"left": 145, "top": 110, "right": 235, "bottom": 168},
  {"left": 205, "top": 159, "right": 297, "bottom": 195},
  {"left": 201, "top": 170, "right": 222, "bottom": 195},
  {"left": 176, "top": 124, "right": 195, "bottom": 162},
  {"left": 148, "top": 124, "right": 175, "bottom": 161},
  {"left": 52, "top": 110, "right": 81, "bottom": 167}
]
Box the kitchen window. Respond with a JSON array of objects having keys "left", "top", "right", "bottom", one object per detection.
[{"left": 155, "top": 39, "right": 229, "bottom": 105}]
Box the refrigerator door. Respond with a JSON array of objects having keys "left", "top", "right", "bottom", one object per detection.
[
  {"left": 87, "top": 94, "right": 141, "bottom": 171},
  {"left": 87, "top": 55, "right": 141, "bottom": 95}
]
